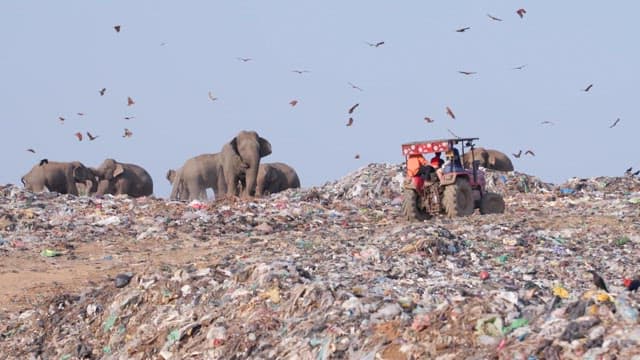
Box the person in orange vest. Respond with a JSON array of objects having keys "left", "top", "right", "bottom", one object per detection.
[{"left": 406, "top": 153, "right": 428, "bottom": 178}]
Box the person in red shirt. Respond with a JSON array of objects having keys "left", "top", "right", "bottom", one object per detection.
[{"left": 406, "top": 153, "right": 428, "bottom": 177}]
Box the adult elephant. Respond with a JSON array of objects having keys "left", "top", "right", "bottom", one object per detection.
[
  {"left": 462, "top": 147, "right": 514, "bottom": 172},
  {"left": 21, "top": 159, "right": 94, "bottom": 196},
  {"left": 219, "top": 130, "right": 272, "bottom": 198},
  {"left": 255, "top": 162, "right": 301, "bottom": 196},
  {"left": 167, "top": 153, "right": 235, "bottom": 201},
  {"left": 91, "top": 159, "right": 153, "bottom": 197}
]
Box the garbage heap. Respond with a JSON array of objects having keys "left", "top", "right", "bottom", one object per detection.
[{"left": 1, "top": 165, "right": 640, "bottom": 359}]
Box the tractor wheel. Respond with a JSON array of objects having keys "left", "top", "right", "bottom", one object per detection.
[
  {"left": 480, "top": 192, "right": 505, "bottom": 214},
  {"left": 401, "top": 189, "right": 427, "bottom": 221},
  {"left": 442, "top": 178, "right": 474, "bottom": 217}
]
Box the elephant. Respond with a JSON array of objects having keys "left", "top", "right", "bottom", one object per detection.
[
  {"left": 462, "top": 147, "right": 514, "bottom": 172},
  {"left": 255, "top": 162, "right": 301, "bottom": 196},
  {"left": 21, "top": 159, "right": 94, "bottom": 196},
  {"left": 219, "top": 130, "right": 272, "bottom": 198},
  {"left": 167, "top": 153, "right": 238, "bottom": 201},
  {"left": 91, "top": 158, "right": 153, "bottom": 197}
]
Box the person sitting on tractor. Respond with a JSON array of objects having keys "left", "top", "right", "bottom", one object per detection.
[
  {"left": 442, "top": 148, "right": 465, "bottom": 173},
  {"left": 407, "top": 153, "right": 436, "bottom": 181},
  {"left": 430, "top": 152, "right": 444, "bottom": 168},
  {"left": 430, "top": 157, "right": 445, "bottom": 182}
]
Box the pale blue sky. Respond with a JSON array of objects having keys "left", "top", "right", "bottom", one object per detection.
[{"left": 2, "top": 1, "right": 638, "bottom": 197}]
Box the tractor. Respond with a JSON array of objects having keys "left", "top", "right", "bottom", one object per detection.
[{"left": 401, "top": 137, "right": 505, "bottom": 220}]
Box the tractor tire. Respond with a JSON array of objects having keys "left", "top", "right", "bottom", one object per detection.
[
  {"left": 442, "top": 178, "right": 474, "bottom": 218},
  {"left": 401, "top": 189, "right": 427, "bottom": 221},
  {"left": 480, "top": 192, "right": 505, "bottom": 214}
]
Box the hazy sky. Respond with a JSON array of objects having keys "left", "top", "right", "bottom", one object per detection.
[{"left": 2, "top": 1, "right": 639, "bottom": 197}]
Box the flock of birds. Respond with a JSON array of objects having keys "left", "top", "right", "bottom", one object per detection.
[{"left": 26, "top": 8, "right": 632, "bottom": 175}]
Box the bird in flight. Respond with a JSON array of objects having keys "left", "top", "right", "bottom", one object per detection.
[
  {"left": 58, "top": 116, "right": 65, "bottom": 123},
  {"left": 512, "top": 150, "right": 522, "bottom": 158},
  {"left": 114, "top": 25, "right": 121, "bottom": 33},
  {"left": 289, "top": 100, "right": 298, "bottom": 107},
  {"left": 609, "top": 118, "right": 620, "bottom": 128},
  {"left": 74, "top": 132, "right": 83, "bottom": 141},
  {"left": 208, "top": 91, "right": 218, "bottom": 102},
  {"left": 348, "top": 82, "right": 363, "bottom": 91},
  {"left": 354, "top": 154, "right": 360, "bottom": 159},
  {"left": 86, "top": 132, "right": 98, "bottom": 141},
  {"left": 458, "top": 71, "right": 477, "bottom": 75},
  {"left": 540, "top": 121, "right": 554, "bottom": 125},
  {"left": 512, "top": 64, "right": 527, "bottom": 70},
  {"left": 424, "top": 116, "right": 434, "bottom": 123},
  {"left": 77, "top": 112, "right": 85, "bottom": 116},
  {"left": 26, "top": 148, "right": 36, "bottom": 154},
  {"left": 583, "top": 84, "right": 593, "bottom": 92},
  {"left": 445, "top": 106, "right": 456, "bottom": 119},
  {"left": 625, "top": 167, "right": 633, "bottom": 174},
  {"left": 516, "top": 8, "right": 527, "bottom": 19},
  {"left": 123, "top": 128, "right": 133, "bottom": 138},
  {"left": 525, "top": 150, "right": 535, "bottom": 156},
  {"left": 127, "top": 97, "right": 135, "bottom": 106},
  {"left": 99, "top": 88, "right": 106, "bottom": 96},
  {"left": 236, "top": 57, "right": 252, "bottom": 62},
  {"left": 487, "top": 14, "right": 503, "bottom": 21},
  {"left": 346, "top": 118, "right": 354, "bottom": 127},
  {"left": 455, "top": 27, "right": 471, "bottom": 33},
  {"left": 291, "top": 70, "right": 311, "bottom": 74},
  {"left": 124, "top": 116, "right": 135, "bottom": 120},
  {"left": 634, "top": 170, "right": 640, "bottom": 176},
  {"left": 348, "top": 103, "right": 360, "bottom": 114},
  {"left": 365, "top": 41, "right": 385, "bottom": 47}
]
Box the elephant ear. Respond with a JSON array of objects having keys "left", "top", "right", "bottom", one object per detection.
[
  {"left": 113, "top": 164, "right": 125, "bottom": 178},
  {"left": 166, "top": 169, "right": 176, "bottom": 184},
  {"left": 258, "top": 137, "right": 272, "bottom": 157},
  {"left": 230, "top": 137, "right": 240, "bottom": 155},
  {"left": 72, "top": 164, "right": 89, "bottom": 181}
]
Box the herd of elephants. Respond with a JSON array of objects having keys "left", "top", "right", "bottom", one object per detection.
[
  {"left": 19, "top": 130, "right": 301, "bottom": 201},
  {"left": 20, "top": 129, "right": 517, "bottom": 202}
]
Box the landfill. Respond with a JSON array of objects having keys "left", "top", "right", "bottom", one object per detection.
[{"left": 1, "top": 163, "right": 640, "bottom": 359}]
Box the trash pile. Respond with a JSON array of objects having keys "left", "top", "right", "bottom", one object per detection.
[{"left": 1, "top": 165, "right": 640, "bottom": 359}]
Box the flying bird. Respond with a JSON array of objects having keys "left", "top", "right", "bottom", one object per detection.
[
  {"left": 127, "top": 97, "right": 135, "bottom": 106},
  {"left": 365, "top": 41, "right": 385, "bottom": 47},
  {"left": 208, "top": 91, "right": 218, "bottom": 102},
  {"left": 541, "top": 121, "right": 554, "bottom": 125},
  {"left": 609, "top": 118, "right": 620, "bottom": 128},
  {"left": 346, "top": 118, "right": 354, "bottom": 127},
  {"left": 77, "top": 112, "right": 85, "bottom": 116},
  {"left": 487, "top": 14, "right": 503, "bottom": 21},
  {"left": 348, "top": 103, "right": 360, "bottom": 114},
  {"left": 236, "top": 57, "right": 252, "bottom": 62},
  {"left": 99, "top": 88, "right": 106, "bottom": 96},
  {"left": 114, "top": 25, "right": 121, "bottom": 33},
  {"left": 348, "top": 82, "right": 363, "bottom": 91},
  {"left": 458, "top": 71, "right": 477, "bottom": 75},
  {"left": 58, "top": 116, "right": 65, "bottom": 123},
  {"left": 291, "top": 70, "right": 311, "bottom": 74},
  {"left": 625, "top": 167, "right": 633, "bottom": 174},
  {"left": 583, "top": 84, "right": 593, "bottom": 92},
  {"left": 86, "top": 132, "right": 98, "bottom": 141},
  {"left": 512, "top": 64, "right": 527, "bottom": 70},
  {"left": 634, "top": 170, "right": 640, "bottom": 176},
  {"left": 445, "top": 106, "right": 455, "bottom": 119},
  {"left": 354, "top": 154, "right": 361, "bottom": 159},
  {"left": 26, "top": 148, "right": 36, "bottom": 154},
  {"left": 124, "top": 116, "right": 135, "bottom": 120},
  {"left": 289, "top": 100, "right": 298, "bottom": 107},
  {"left": 516, "top": 8, "right": 527, "bottom": 19},
  {"left": 525, "top": 150, "right": 535, "bottom": 156},
  {"left": 123, "top": 128, "right": 133, "bottom": 138},
  {"left": 455, "top": 27, "right": 471, "bottom": 33},
  {"left": 74, "top": 132, "right": 83, "bottom": 141},
  {"left": 624, "top": 278, "right": 640, "bottom": 292},
  {"left": 424, "top": 116, "right": 434, "bottom": 123},
  {"left": 512, "top": 150, "right": 522, "bottom": 158},
  {"left": 588, "top": 270, "right": 609, "bottom": 292}
]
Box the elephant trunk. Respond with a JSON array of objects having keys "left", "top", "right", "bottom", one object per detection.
[{"left": 243, "top": 162, "right": 259, "bottom": 197}]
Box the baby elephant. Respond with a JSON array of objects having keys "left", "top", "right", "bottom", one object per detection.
[
  {"left": 255, "top": 162, "right": 301, "bottom": 196},
  {"left": 21, "top": 159, "right": 94, "bottom": 196},
  {"left": 91, "top": 159, "right": 153, "bottom": 197}
]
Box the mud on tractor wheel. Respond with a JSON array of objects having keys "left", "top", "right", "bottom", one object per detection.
[
  {"left": 401, "top": 189, "right": 428, "bottom": 221},
  {"left": 442, "top": 178, "right": 474, "bottom": 217},
  {"left": 480, "top": 192, "right": 505, "bottom": 214}
]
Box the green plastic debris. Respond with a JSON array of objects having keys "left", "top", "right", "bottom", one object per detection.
[
  {"left": 629, "top": 198, "right": 640, "bottom": 204},
  {"left": 41, "top": 249, "right": 60, "bottom": 257},
  {"left": 617, "top": 236, "right": 631, "bottom": 246},
  {"left": 103, "top": 314, "right": 117, "bottom": 332},
  {"left": 103, "top": 346, "right": 111, "bottom": 354},
  {"left": 167, "top": 329, "right": 181, "bottom": 345},
  {"left": 497, "top": 254, "right": 508, "bottom": 264},
  {"left": 60, "top": 355, "right": 72, "bottom": 360},
  {"left": 503, "top": 318, "right": 529, "bottom": 334}
]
